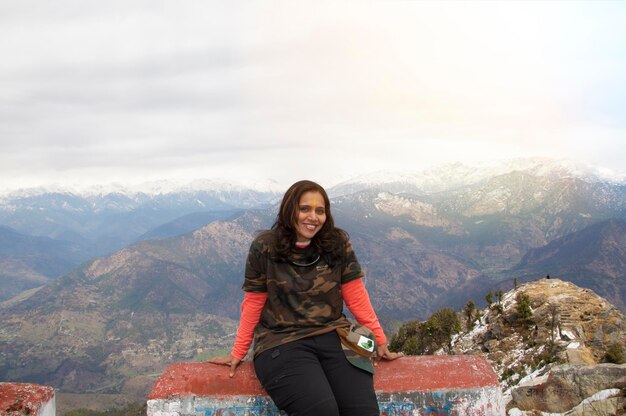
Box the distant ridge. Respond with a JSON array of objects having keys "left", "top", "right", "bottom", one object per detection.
[
  {"left": 0, "top": 184, "right": 280, "bottom": 258},
  {"left": 135, "top": 209, "right": 244, "bottom": 241},
  {"left": 513, "top": 218, "right": 626, "bottom": 311},
  {"left": 0, "top": 226, "right": 85, "bottom": 301}
]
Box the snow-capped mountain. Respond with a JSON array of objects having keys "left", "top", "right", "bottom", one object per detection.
[
  {"left": 0, "top": 180, "right": 282, "bottom": 258},
  {"left": 0, "top": 177, "right": 284, "bottom": 199},
  {"left": 328, "top": 158, "right": 626, "bottom": 197},
  {"left": 1, "top": 158, "right": 622, "bottom": 201}
]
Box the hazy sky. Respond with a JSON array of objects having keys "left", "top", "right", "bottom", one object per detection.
[{"left": 1, "top": 1, "right": 625, "bottom": 190}]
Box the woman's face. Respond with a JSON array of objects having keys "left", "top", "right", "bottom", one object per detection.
[{"left": 294, "top": 190, "right": 327, "bottom": 241}]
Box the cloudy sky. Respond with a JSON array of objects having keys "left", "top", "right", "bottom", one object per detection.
[{"left": 1, "top": 1, "right": 625, "bottom": 191}]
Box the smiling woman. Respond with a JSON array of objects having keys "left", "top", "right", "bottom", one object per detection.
[
  {"left": 208, "top": 179, "right": 402, "bottom": 416},
  {"left": 294, "top": 191, "right": 326, "bottom": 242}
]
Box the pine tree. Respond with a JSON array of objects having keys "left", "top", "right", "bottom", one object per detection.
[
  {"left": 516, "top": 292, "right": 532, "bottom": 323},
  {"left": 485, "top": 291, "right": 493, "bottom": 308},
  {"left": 494, "top": 289, "right": 505, "bottom": 314},
  {"left": 464, "top": 300, "right": 476, "bottom": 330},
  {"left": 496, "top": 289, "right": 504, "bottom": 304}
]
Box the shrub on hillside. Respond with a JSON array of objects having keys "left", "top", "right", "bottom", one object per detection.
[{"left": 389, "top": 307, "right": 460, "bottom": 355}]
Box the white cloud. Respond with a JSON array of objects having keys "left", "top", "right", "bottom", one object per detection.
[{"left": 0, "top": 1, "right": 625, "bottom": 190}]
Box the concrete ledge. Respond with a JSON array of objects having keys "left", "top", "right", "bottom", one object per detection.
[
  {"left": 148, "top": 355, "right": 504, "bottom": 415},
  {"left": 0, "top": 382, "right": 56, "bottom": 416}
]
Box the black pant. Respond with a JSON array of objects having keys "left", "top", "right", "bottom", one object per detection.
[{"left": 253, "top": 331, "right": 379, "bottom": 416}]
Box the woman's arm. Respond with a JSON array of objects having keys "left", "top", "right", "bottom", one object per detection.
[
  {"left": 232, "top": 291, "right": 268, "bottom": 359},
  {"left": 207, "top": 291, "right": 267, "bottom": 376},
  {"left": 342, "top": 278, "right": 386, "bottom": 343},
  {"left": 342, "top": 278, "right": 402, "bottom": 361}
]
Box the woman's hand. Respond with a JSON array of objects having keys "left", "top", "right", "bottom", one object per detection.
[
  {"left": 374, "top": 343, "right": 403, "bottom": 365},
  {"left": 207, "top": 354, "right": 242, "bottom": 377}
]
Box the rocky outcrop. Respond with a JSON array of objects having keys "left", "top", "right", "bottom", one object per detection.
[
  {"left": 451, "top": 279, "right": 626, "bottom": 390},
  {"left": 510, "top": 363, "right": 625, "bottom": 413},
  {"left": 520, "top": 279, "right": 625, "bottom": 364},
  {"left": 443, "top": 278, "right": 626, "bottom": 415}
]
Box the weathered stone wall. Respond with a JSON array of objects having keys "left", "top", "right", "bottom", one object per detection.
[
  {"left": 147, "top": 356, "right": 505, "bottom": 416},
  {"left": 0, "top": 382, "right": 56, "bottom": 416}
]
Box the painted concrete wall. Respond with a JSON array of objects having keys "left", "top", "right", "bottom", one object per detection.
[
  {"left": 148, "top": 389, "right": 504, "bottom": 416},
  {"left": 376, "top": 388, "right": 504, "bottom": 416},
  {"left": 38, "top": 396, "right": 56, "bottom": 416},
  {"left": 148, "top": 356, "right": 505, "bottom": 416},
  {"left": 0, "top": 382, "right": 56, "bottom": 416}
]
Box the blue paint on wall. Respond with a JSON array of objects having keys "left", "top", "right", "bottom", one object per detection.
[
  {"left": 195, "top": 396, "right": 282, "bottom": 416},
  {"left": 379, "top": 400, "right": 416, "bottom": 415},
  {"left": 195, "top": 408, "right": 279, "bottom": 416},
  {"left": 191, "top": 388, "right": 497, "bottom": 416}
]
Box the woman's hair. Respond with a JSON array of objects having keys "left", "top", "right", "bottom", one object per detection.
[{"left": 272, "top": 180, "right": 348, "bottom": 266}]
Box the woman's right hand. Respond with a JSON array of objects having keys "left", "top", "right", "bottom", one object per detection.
[{"left": 207, "top": 354, "right": 242, "bottom": 377}]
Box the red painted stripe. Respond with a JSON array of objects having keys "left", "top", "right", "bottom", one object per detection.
[{"left": 373, "top": 355, "right": 499, "bottom": 392}]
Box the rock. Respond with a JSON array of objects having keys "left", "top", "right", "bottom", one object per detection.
[
  {"left": 572, "top": 324, "right": 586, "bottom": 342},
  {"left": 560, "top": 329, "right": 577, "bottom": 341},
  {"left": 484, "top": 339, "right": 499, "bottom": 353},
  {"left": 489, "top": 351, "right": 506, "bottom": 365},
  {"left": 565, "top": 347, "right": 595, "bottom": 365},
  {"left": 564, "top": 388, "right": 624, "bottom": 416},
  {"left": 511, "top": 363, "right": 626, "bottom": 413}
]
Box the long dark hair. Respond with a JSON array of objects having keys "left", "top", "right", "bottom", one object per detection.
[{"left": 272, "top": 180, "right": 348, "bottom": 266}]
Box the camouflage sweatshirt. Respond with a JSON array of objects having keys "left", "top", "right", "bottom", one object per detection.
[{"left": 243, "top": 230, "right": 364, "bottom": 356}]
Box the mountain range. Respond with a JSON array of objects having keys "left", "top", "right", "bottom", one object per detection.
[
  {"left": 0, "top": 185, "right": 281, "bottom": 257},
  {"left": 0, "top": 186, "right": 280, "bottom": 299},
  {"left": 0, "top": 158, "right": 625, "bottom": 397}
]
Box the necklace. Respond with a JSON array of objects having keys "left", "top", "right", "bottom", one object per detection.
[{"left": 289, "top": 254, "right": 320, "bottom": 267}]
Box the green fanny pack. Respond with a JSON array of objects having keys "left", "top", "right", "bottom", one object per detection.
[{"left": 336, "top": 323, "right": 376, "bottom": 374}]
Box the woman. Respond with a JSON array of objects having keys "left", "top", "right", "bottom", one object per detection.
[{"left": 209, "top": 180, "right": 401, "bottom": 416}]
